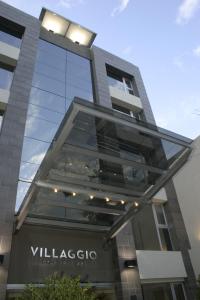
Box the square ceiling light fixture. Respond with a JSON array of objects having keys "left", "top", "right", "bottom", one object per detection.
[{"left": 40, "top": 8, "right": 96, "bottom": 48}]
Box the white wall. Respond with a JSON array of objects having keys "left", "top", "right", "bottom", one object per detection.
[
  {"left": 136, "top": 250, "right": 187, "bottom": 282},
  {"left": 173, "top": 136, "right": 200, "bottom": 278}
]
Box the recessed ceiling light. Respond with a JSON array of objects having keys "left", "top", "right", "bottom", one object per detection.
[
  {"left": 105, "top": 197, "right": 110, "bottom": 202},
  {"left": 121, "top": 200, "right": 125, "bottom": 204},
  {"left": 90, "top": 195, "right": 94, "bottom": 199},
  {"left": 54, "top": 188, "right": 58, "bottom": 193},
  {"left": 134, "top": 201, "right": 139, "bottom": 207},
  {"left": 72, "top": 192, "right": 76, "bottom": 196}
]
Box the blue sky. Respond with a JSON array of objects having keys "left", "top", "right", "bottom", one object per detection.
[{"left": 4, "top": 0, "right": 200, "bottom": 139}]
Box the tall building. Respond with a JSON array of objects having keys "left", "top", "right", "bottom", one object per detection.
[{"left": 0, "top": 1, "right": 197, "bottom": 299}]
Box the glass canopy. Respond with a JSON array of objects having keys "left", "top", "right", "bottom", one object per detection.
[{"left": 16, "top": 98, "right": 192, "bottom": 238}]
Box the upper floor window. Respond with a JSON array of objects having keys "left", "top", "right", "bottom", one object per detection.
[
  {"left": 153, "top": 203, "right": 173, "bottom": 251},
  {"left": 106, "top": 65, "right": 138, "bottom": 96},
  {"left": 0, "top": 63, "right": 14, "bottom": 90},
  {"left": 0, "top": 17, "right": 24, "bottom": 48},
  {"left": 112, "top": 102, "right": 142, "bottom": 120}
]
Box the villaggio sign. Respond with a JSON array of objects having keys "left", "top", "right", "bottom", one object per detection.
[{"left": 30, "top": 246, "right": 97, "bottom": 261}]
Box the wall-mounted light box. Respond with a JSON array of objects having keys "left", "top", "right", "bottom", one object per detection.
[{"left": 124, "top": 259, "right": 137, "bottom": 269}]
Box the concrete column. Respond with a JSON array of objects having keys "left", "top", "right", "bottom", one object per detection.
[{"left": 0, "top": 2, "right": 40, "bottom": 299}]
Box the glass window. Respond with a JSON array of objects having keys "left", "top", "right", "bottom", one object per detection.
[
  {"left": 67, "top": 63, "right": 91, "bottom": 81},
  {"left": 32, "top": 72, "right": 65, "bottom": 97},
  {"left": 0, "top": 65, "right": 13, "bottom": 90},
  {"left": 38, "top": 39, "right": 66, "bottom": 59},
  {"left": 29, "top": 88, "right": 66, "bottom": 114},
  {"left": 159, "top": 228, "right": 173, "bottom": 251},
  {"left": 21, "top": 137, "right": 49, "bottom": 164},
  {"left": 25, "top": 116, "right": 59, "bottom": 143},
  {"left": 173, "top": 283, "right": 186, "bottom": 300},
  {"left": 153, "top": 204, "right": 173, "bottom": 251},
  {"left": 66, "top": 85, "right": 93, "bottom": 102},
  {"left": 16, "top": 181, "right": 31, "bottom": 212},
  {"left": 36, "top": 50, "right": 66, "bottom": 71},
  {"left": 66, "top": 77, "right": 93, "bottom": 93},
  {"left": 67, "top": 51, "right": 91, "bottom": 69},
  {"left": 19, "top": 162, "right": 39, "bottom": 181},
  {"left": 142, "top": 284, "right": 173, "bottom": 300},
  {"left": 27, "top": 104, "right": 64, "bottom": 124},
  {"left": 34, "top": 62, "right": 66, "bottom": 82},
  {"left": 0, "top": 19, "right": 23, "bottom": 48},
  {"left": 154, "top": 204, "right": 166, "bottom": 225}
]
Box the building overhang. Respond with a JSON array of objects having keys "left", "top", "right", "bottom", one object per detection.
[
  {"left": 39, "top": 8, "right": 96, "bottom": 48},
  {"left": 16, "top": 98, "right": 192, "bottom": 238}
]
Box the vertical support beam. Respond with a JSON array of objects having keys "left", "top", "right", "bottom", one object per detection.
[
  {"left": 0, "top": 2, "right": 40, "bottom": 299},
  {"left": 165, "top": 181, "right": 197, "bottom": 300},
  {"left": 115, "top": 223, "right": 143, "bottom": 300}
]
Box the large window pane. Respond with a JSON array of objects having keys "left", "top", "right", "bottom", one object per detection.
[
  {"left": 16, "top": 181, "right": 31, "bottom": 212},
  {"left": 154, "top": 204, "right": 166, "bottom": 225},
  {"left": 32, "top": 72, "right": 65, "bottom": 97},
  {"left": 21, "top": 137, "right": 49, "bottom": 164},
  {"left": 67, "top": 51, "right": 91, "bottom": 69},
  {"left": 0, "top": 66, "right": 13, "bottom": 90},
  {"left": 38, "top": 39, "right": 66, "bottom": 59},
  {"left": 19, "top": 162, "right": 39, "bottom": 181},
  {"left": 159, "top": 228, "right": 173, "bottom": 251},
  {"left": 0, "top": 30, "right": 21, "bottom": 48},
  {"left": 27, "top": 104, "right": 64, "bottom": 124},
  {"left": 25, "top": 116, "right": 59, "bottom": 142},
  {"left": 66, "top": 85, "right": 93, "bottom": 102},
  {"left": 173, "top": 283, "right": 186, "bottom": 300},
  {"left": 29, "top": 88, "right": 65, "bottom": 113},
  {"left": 66, "top": 77, "right": 93, "bottom": 93},
  {"left": 34, "top": 62, "right": 65, "bottom": 82},
  {"left": 67, "top": 64, "right": 91, "bottom": 81}
]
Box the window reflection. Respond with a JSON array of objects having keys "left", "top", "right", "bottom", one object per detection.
[
  {"left": 16, "top": 181, "right": 31, "bottom": 212},
  {"left": 0, "top": 65, "right": 13, "bottom": 90},
  {"left": 25, "top": 116, "right": 58, "bottom": 143},
  {"left": 32, "top": 72, "right": 65, "bottom": 97},
  {"left": 21, "top": 137, "right": 49, "bottom": 164},
  {"left": 16, "top": 40, "right": 94, "bottom": 211},
  {"left": 29, "top": 88, "right": 65, "bottom": 113}
]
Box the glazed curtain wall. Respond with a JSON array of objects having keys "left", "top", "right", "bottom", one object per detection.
[{"left": 16, "top": 39, "right": 94, "bottom": 210}]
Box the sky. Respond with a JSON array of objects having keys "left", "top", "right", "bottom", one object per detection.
[{"left": 3, "top": 0, "right": 200, "bottom": 139}]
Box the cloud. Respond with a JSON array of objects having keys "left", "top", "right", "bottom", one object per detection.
[
  {"left": 193, "top": 45, "right": 200, "bottom": 57},
  {"left": 111, "top": 0, "right": 130, "bottom": 17},
  {"left": 58, "top": 0, "right": 84, "bottom": 8},
  {"left": 176, "top": 0, "right": 200, "bottom": 24}
]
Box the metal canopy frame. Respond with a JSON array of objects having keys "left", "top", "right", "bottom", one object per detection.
[{"left": 16, "top": 98, "right": 192, "bottom": 235}]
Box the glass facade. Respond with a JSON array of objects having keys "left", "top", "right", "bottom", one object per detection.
[{"left": 16, "top": 40, "right": 94, "bottom": 210}]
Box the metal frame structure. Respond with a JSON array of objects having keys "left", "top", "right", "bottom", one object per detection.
[{"left": 16, "top": 98, "right": 192, "bottom": 237}]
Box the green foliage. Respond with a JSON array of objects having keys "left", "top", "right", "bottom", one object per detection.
[
  {"left": 17, "top": 274, "right": 96, "bottom": 300},
  {"left": 197, "top": 274, "right": 200, "bottom": 299}
]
